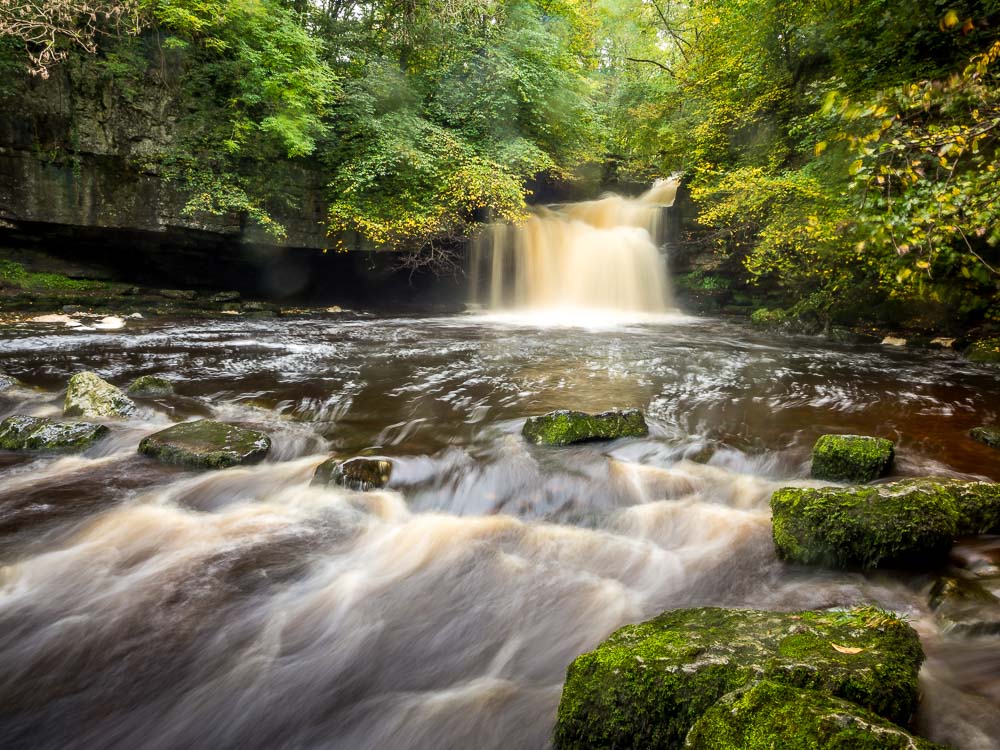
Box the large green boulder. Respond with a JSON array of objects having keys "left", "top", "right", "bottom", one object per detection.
[
  {"left": 811, "top": 434, "right": 894, "bottom": 483},
  {"left": 138, "top": 420, "right": 271, "bottom": 469},
  {"left": 771, "top": 479, "right": 1000, "bottom": 569},
  {"left": 966, "top": 337, "right": 1000, "bottom": 364},
  {"left": 685, "top": 681, "right": 945, "bottom": 750},
  {"left": 0, "top": 415, "right": 109, "bottom": 451},
  {"left": 523, "top": 409, "right": 648, "bottom": 446},
  {"left": 64, "top": 372, "right": 136, "bottom": 419},
  {"left": 312, "top": 456, "right": 393, "bottom": 490},
  {"left": 553, "top": 607, "right": 924, "bottom": 750},
  {"left": 127, "top": 375, "right": 174, "bottom": 397},
  {"left": 970, "top": 426, "right": 1000, "bottom": 450}
]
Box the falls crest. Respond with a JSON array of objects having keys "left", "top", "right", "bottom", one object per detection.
[{"left": 470, "top": 179, "right": 678, "bottom": 314}]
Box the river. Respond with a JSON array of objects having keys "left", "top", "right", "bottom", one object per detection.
[{"left": 1, "top": 311, "right": 999, "bottom": 749}]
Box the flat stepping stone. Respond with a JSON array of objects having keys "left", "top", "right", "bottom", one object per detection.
[
  {"left": 138, "top": 420, "right": 271, "bottom": 469},
  {"left": 0, "top": 415, "right": 109, "bottom": 451}
]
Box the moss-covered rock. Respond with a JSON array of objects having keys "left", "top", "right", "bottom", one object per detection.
[
  {"left": 0, "top": 414, "right": 109, "bottom": 451},
  {"left": 0, "top": 373, "right": 21, "bottom": 391},
  {"left": 811, "top": 434, "right": 894, "bottom": 483},
  {"left": 312, "top": 456, "right": 393, "bottom": 490},
  {"left": 137, "top": 420, "right": 271, "bottom": 469},
  {"left": 771, "top": 479, "right": 1000, "bottom": 569},
  {"left": 127, "top": 375, "right": 175, "bottom": 397},
  {"left": 970, "top": 426, "right": 1000, "bottom": 450},
  {"left": 685, "top": 681, "right": 944, "bottom": 750},
  {"left": 64, "top": 372, "right": 136, "bottom": 419},
  {"left": 928, "top": 576, "right": 1000, "bottom": 637},
  {"left": 749, "top": 307, "right": 788, "bottom": 329},
  {"left": 966, "top": 337, "right": 1000, "bottom": 364},
  {"left": 523, "top": 409, "right": 648, "bottom": 446},
  {"left": 553, "top": 606, "right": 924, "bottom": 750}
]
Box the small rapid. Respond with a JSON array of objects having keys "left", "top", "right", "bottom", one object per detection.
[{"left": 1, "top": 314, "right": 999, "bottom": 749}]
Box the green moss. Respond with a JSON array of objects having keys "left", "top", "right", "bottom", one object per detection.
[
  {"left": 811, "top": 434, "right": 894, "bottom": 483},
  {"left": 0, "top": 415, "right": 109, "bottom": 451},
  {"left": 138, "top": 420, "right": 271, "bottom": 469},
  {"left": 685, "top": 681, "right": 945, "bottom": 749},
  {"left": 553, "top": 607, "right": 924, "bottom": 750},
  {"left": 0, "top": 260, "right": 105, "bottom": 292},
  {"left": 312, "top": 456, "right": 393, "bottom": 490},
  {"left": 0, "top": 373, "right": 20, "bottom": 391},
  {"left": 771, "top": 478, "right": 1000, "bottom": 569},
  {"left": 970, "top": 426, "right": 1000, "bottom": 450},
  {"left": 967, "top": 337, "right": 1000, "bottom": 364},
  {"left": 750, "top": 307, "right": 788, "bottom": 328},
  {"left": 127, "top": 375, "right": 175, "bottom": 397},
  {"left": 522, "top": 409, "right": 648, "bottom": 446}
]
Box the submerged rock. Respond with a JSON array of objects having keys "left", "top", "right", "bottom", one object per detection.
[
  {"left": 313, "top": 456, "right": 392, "bottom": 490},
  {"left": 138, "top": 420, "right": 271, "bottom": 469},
  {"left": 771, "top": 479, "right": 1000, "bottom": 569},
  {"left": 970, "top": 426, "right": 1000, "bottom": 450},
  {"left": 810, "top": 434, "right": 894, "bottom": 483},
  {"left": 0, "top": 415, "right": 109, "bottom": 451},
  {"left": 127, "top": 375, "right": 175, "bottom": 397},
  {"left": 685, "top": 681, "right": 944, "bottom": 750},
  {"left": 553, "top": 606, "right": 924, "bottom": 750},
  {"left": 522, "top": 409, "right": 648, "bottom": 446},
  {"left": 928, "top": 576, "right": 1000, "bottom": 637},
  {"left": 64, "top": 372, "right": 136, "bottom": 419},
  {"left": 0, "top": 373, "right": 21, "bottom": 391}
]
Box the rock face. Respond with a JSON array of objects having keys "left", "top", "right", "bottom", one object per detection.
[
  {"left": 0, "top": 415, "right": 109, "bottom": 451},
  {"left": 138, "top": 420, "right": 271, "bottom": 469},
  {"left": 127, "top": 375, "right": 175, "bottom": 397},
  {"left": 313, "top": 457, "right": 393, "bottom": 490},
  {"left": 553, "top": 606, "right": 925, "bottom": 750},
  {"left": 811, "top": 434, "right": 894, "bottom": 483},
  {"left": 522, "top": 409, "right": 648, "bottom": 446},
  {"left": 685, "top": 681, "right": 944, "bottom": 750},
  {"left": 64, "top": 372, "right": 136, "bottom": 419},
  {"left": 970, "top": 426, "right": 1000, "bottom": 449},
  {"left": 771, "top": 479, "right": 1000, "bottom": 569}
]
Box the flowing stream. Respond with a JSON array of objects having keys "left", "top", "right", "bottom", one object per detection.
[{"left": 1, "top": 313, "right": 1000, "bottom": 749}]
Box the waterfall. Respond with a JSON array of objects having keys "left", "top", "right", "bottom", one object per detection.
[{"left": 469, "top": 179, "right": 678, "bottom": 314}]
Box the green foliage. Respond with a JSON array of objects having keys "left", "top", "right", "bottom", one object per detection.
[{"left": 0, "top": 260, "right": 104, "bottom": 291}]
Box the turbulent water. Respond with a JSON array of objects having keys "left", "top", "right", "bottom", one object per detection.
[
  {"left": 469, "top": 180, "right": 677, "bottom": 314},
  {"left": 1, "top": 314, "right": 1000, "bottom": 749}
]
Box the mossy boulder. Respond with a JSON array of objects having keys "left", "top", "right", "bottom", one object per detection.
[
  {"left": 0, "top": 415, "right": 109, "bottom": 451},
  {"left": 966, "top": 337, "right": 1000, "bottom": 364},
  {"left": 553, "top": 606, "right": 924, "bottom": 750},
  {"left": 685, "top": 681, "right": 944, "bottom": 750},
  {"left": 811, "top": 434, "right": 894, "bottom": 483},
  {"left": 138, "top": 420, "right": 271, "bottom": 469},
  {"left": 64, "top": 372, "right": 136, "bottom": 419},
  {"left": 771, "top": 479, "right": 1000, "bottom": 569},
  {"left": 312, "top": 456, "right": 393, "bottom": 490},
  {"left": 970, "top": 426, "right": 1000, "bottom": 450},
  {"left": 127, "top": 375, "right": 175, "bottom": 397},
  {"left": 749, "top": 307, "right": 788, "bottom": 329},
  {"left": 523, "top": 409, "right": 648, "bottom": 446}
]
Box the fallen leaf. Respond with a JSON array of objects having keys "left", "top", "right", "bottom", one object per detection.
[{"left": 832, "top": 644, "right": 864, "bottom": 654}]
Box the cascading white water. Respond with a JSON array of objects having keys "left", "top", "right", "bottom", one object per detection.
[{"left": 470, "top": 179, "right": 679, "bottom": 314}]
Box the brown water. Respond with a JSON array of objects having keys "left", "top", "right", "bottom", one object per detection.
[{"left": 1, "top": 313, "right": 999, "bottom": 749}]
